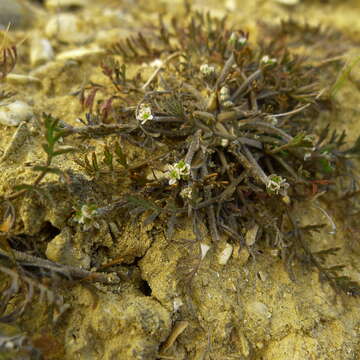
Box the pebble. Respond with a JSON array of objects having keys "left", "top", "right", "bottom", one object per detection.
[
  {"left": 0, "top": 0, "right": 34, "bottom": 29},
  {"left": 200, "top": 243, "right": 211, "bottom": 260},
  {"left": 5, "top": 74, "right": 42, "bottom": 85},
  {"left": 30, "top": 37, "right": 54, "bottom": 66},
  {"left": 45, "top": 0, "right": 88, "bottom": 10},
  {"left": 274, "top": 0, "right": 299, "bottom": 5},
  {"left": 56, "top": 46, "right": 104, "bottom": 61},
  {"left": 247, "top": 301, "right": 272, "bottom": 320},
  {"left": 45, "top": 13, "right": 93, "bottom": 44},
  {"left": 0, "top": 100, "right": 33, "bottom": 126},
  {"left": 218, "top": 242, "right": 233, "bottom": 265}
]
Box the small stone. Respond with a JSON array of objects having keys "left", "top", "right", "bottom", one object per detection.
[
  {"left": 247, "top": 301, "right": 272, "bottom": 320},
  {"left": 45, "top": 13, "right": 93, "bottom": 44},
  {"left": 0, "top": 0, "right": 34, "bottom": 29},
  {"left": 45, "top": 0, "right": 88, "bottom": 10},
  {"left": 218, "top": 242, "right": 233, "bottom": 265},
  {"left": 0, "top": 100, "right": 33, "bottom": 126},
  {"left": 5, "top": 74, "right": 41, "bottom": 85},
  {"left": 274, "top": 0, "right": 299, "bottom": 5},
  {"left": 30, "top": 37, "right": 54, "bottom": 66},
  {"left": 200, "top": 243, "right": 211, "bottom": 260},
  {"left": 56, "top": 46, "right": 104, "bottom": 61}
]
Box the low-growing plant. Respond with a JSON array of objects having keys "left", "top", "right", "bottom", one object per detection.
[{"left": 1, "top": 4, "right": 360, "bottom": 358}]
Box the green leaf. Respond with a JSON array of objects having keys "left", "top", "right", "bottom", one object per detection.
[
  {"left": 318, "top": 158, "right": 333, "bottom": 173},
  {"left": 114, "top": 142, "right": 128, "bottom": 168},
  {"left": 103, "top": 146, "right": 113, "bottom": 170}
]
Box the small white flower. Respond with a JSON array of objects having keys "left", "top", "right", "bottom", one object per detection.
[
  {"left": 228, "top": 32, "right": 247, "bottom": 47},
  {"left": 200, "top": 63, "right": 216, "bottom": 76},
  {"left": 222, "top": 100, "right": 234, "bottom": 108},
  {"left": 221, "top": 138, "right": 229, "bottom": 147},
  {"left": 238, "top": 36, "right": 247, "bottom": 45},
  {"left": 137, "top": 104, "right": 153, "bottom": 124},
  {"left": 180, "top": 186, "right": 193, "bottom": 200},
  {"left": 266, "top": 174, "right": 289, "bottom": 195},
  {"left": 166, "top": 160, "right": 190, "bottom": 185},
  {"left": 304, "top": 152, "right": 312, "bottom": 161},
  {"left": 74, "top": 204, "right": 99, "bottom": 230},
  {"left": 266, "top": 115, "right": 278, "bottom": 125},
  {"left": 261, "top": 55, "right": 277, "bottom": 65}
]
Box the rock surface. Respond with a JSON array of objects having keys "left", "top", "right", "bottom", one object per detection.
[{"left": 0, "top": 1, "right": 360, "bottom": 360}]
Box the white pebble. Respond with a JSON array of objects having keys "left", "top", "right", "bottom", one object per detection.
[
  {"left": 45, "top": 0, "right": 87, "bottom": 10},
  {"left": 30, "top": 37, "right": 54, "bottom": 66},
  {"left": 56, "top": 46, "right": 104, "bottom": 61},
  {"left": 274, "top": 0, "right": 299, "bottom": 4},
  {"left": 200, "top": 243, "right": 211, "bottom": 260},
  {"left": 0, "top": 100, "right": 33, "bottom": 126},
  {"left": 45, "top": 13, "right": 93, "bottom": 44},
  {"left": 218, "top": 243, "right": 233, "bottom": 265}
]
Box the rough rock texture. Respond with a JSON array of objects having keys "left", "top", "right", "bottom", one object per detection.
[{"left": 1, "top": 1, "right": 360, "bottom": 359}]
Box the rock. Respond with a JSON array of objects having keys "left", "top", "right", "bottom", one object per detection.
[
  {"left": 45, "top": 13, "right": 93, "bottom": 44},
  {"left": 64, "top": 290, "right": 171, "bottom": 359},
  {"left": 274, "top": 0, "right": 299, "bottom": 5},
  {"left": 5, "top": 74, "right": 41, "bottom": 85},
  {"left": 246, "top": 301, "right": 272, "bottom": 321},
  {"left": 45, "top": 0, "right": 88, "bottom": 10},
  {"left": 46, "top": 227, "right": 91, "bottom": 269},
  {"left": 0, "top": 100, "right": 33, "bottom": 126},
  {"left": 0, "top": 0, "right": 34, "bottom": 29},
  {"left": 218, "top": 242, "right": 233, "bottom": 265},
  {"left": 30, "top": 37, "right": 54, "bottom": 66},
  {"left": 200, "top": 243, "right": 211, "bottom": 260},
  {"left": 56, "top": 46, "right": 104, "bottom": 61},
  {"left": 0, "top": 122, "right": 30, "bottom": 163}
]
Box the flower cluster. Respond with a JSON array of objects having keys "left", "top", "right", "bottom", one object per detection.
[
  {"left": 228, "top": 32, "right": 247, "bottom": 50},
  {"left": 266, "top": 174, "right": 289, "bottom": 195},
  {"left": 261, "top": 55, "right": 277, "bottom": 65},
  {"left": 200, "top": 63, "right": 216, "bottom": 76},
  {"left": 136, "top": 104, "right": 153, "bottom": 124},
  {"left": 73, "top": 204, "right": 99, "bottom": 230},
  {"left": 166, "top": 160, "right": 190, "bottom": 185}
]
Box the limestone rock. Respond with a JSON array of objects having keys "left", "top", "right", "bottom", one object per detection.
[
  {"left": 45, "top": 0, "right": 89, "bottom": 11},
  {"left": 0, "top": 100, "right": 33, "bottom": 126},
  {"left": 45, "top": 13, "right": 94, "bottom": 44},
  {"left": 0, "top": 0, "right": 34, "bottom": 29},
  {"left": 30, "top": 36, "right": 54, "bottom": 66}
]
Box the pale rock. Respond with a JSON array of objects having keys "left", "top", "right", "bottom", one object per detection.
[
  {"left": 274, "top": 0, "right": 299, "bottom": 5},
  {"left": 45, "top": 0, "right": 88, "bottom": 10},
  {"left": 0, "top": 0, "right": 34, "bottom": 29},
  {"left": 56, "top": 46, "right": 104, "bottom": 61},
  {"left": 45, "top": 13, "right": 93, "bottom": 44},
  {"left": 247, "top": 301, "right": 272, "bottom": 320},
  {"left": 218, "top": 242, "right": 233, "bottom": 265},
  {"left": 5, "top": 74, "right": 41, "bottom": 85},
  {"left": 0, "top": 100, "right": 33, "bottom": 126},
  {"left": 200, "top": 243, "right": 211, "bottom": 260},
  {"left": 30, "top": 37, "right": 54, "bottom": 66}
]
